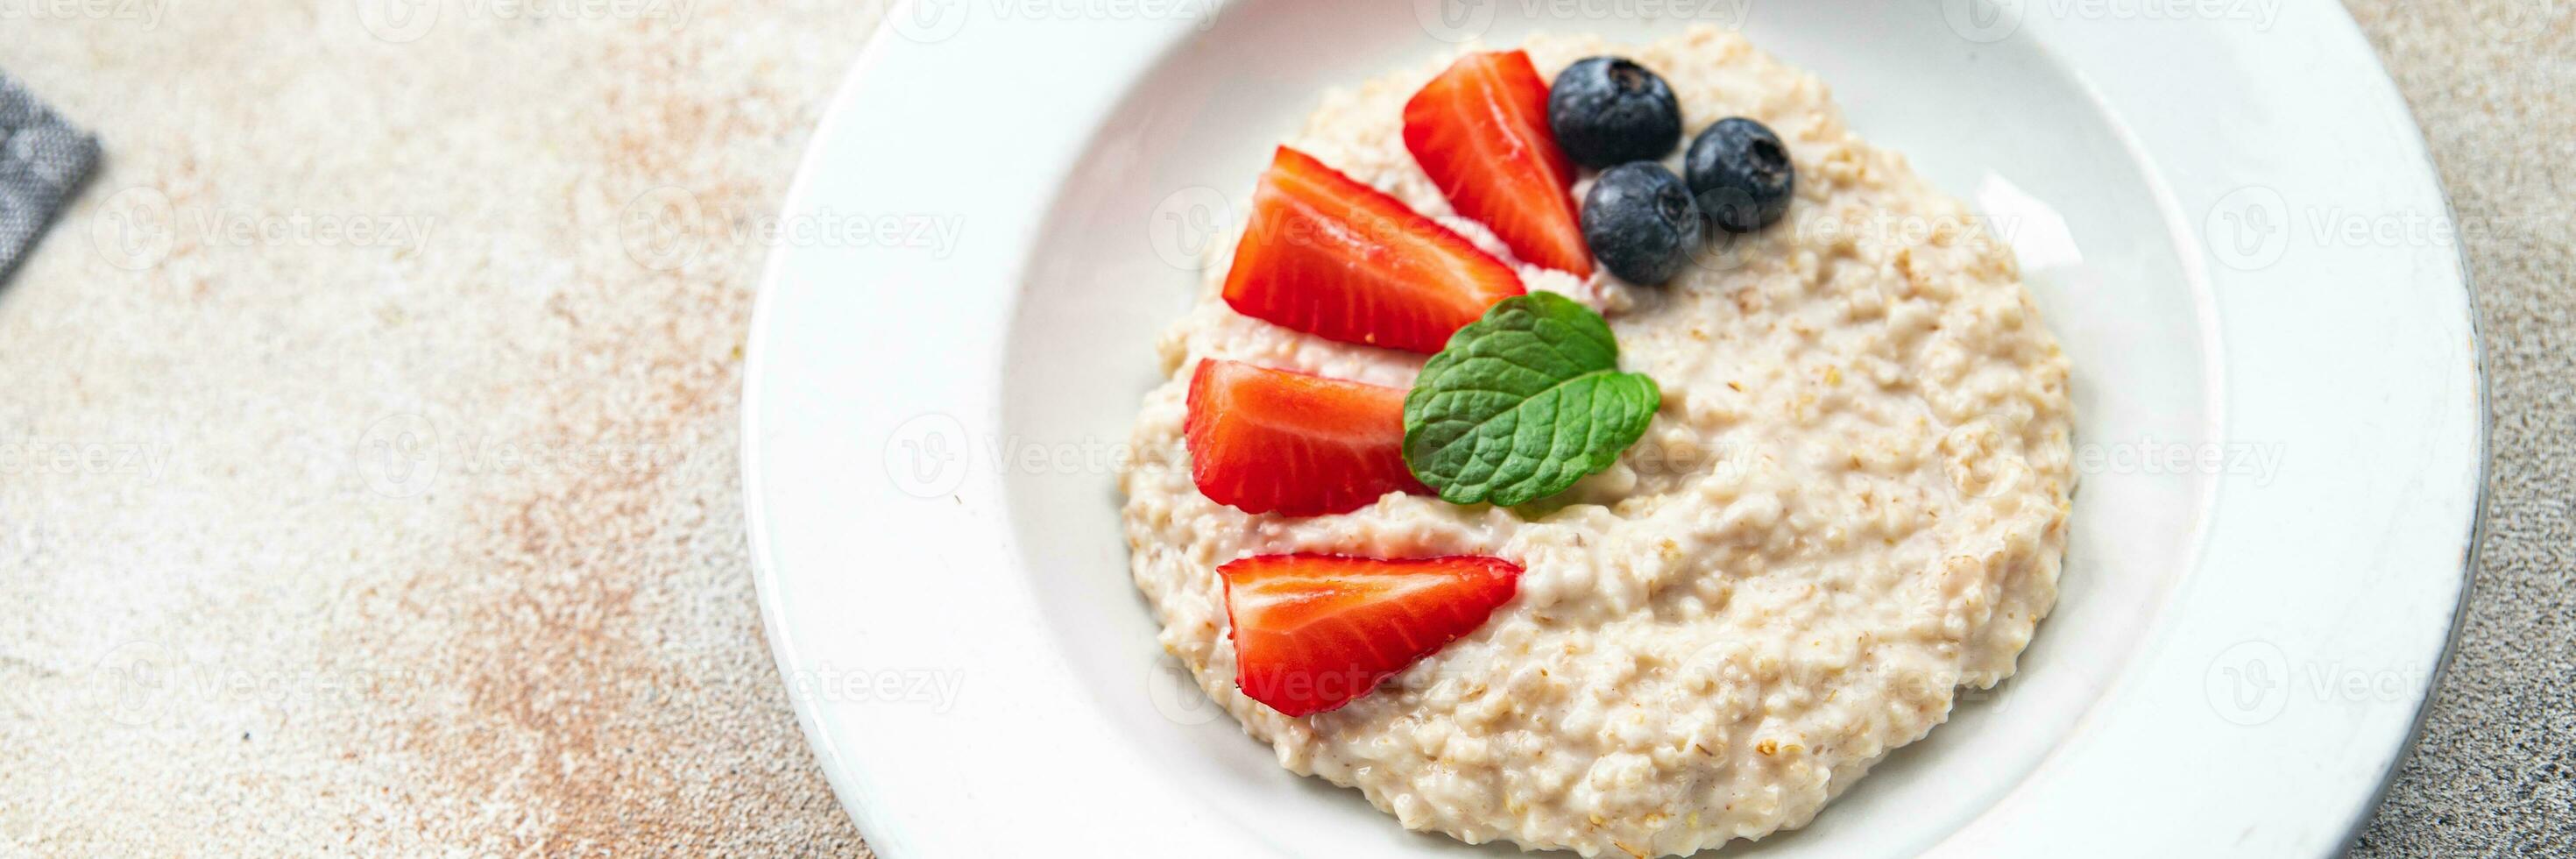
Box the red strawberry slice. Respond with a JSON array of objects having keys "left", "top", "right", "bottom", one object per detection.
[
  {"left": 1221, "top": 146, "right": 1525, "bottom": 354},
  {"left": 1403, "top": 50, "right": 1594, "bottom": 278},
  {"left": 1221, "top": 553, "right": 1523, "bottom": 717},
  {"left": 1185, "top": 359, "right": 1426, "bottom": 516}
]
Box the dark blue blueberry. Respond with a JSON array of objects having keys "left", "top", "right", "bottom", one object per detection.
[
  {"left": 1547, "top": 57, "right": 1683, "bottom": 170},
  {"left": 1685, "top": 117, "right": 1794, "bottom": 232},
  {"left": 1581, "top": 162, "right": 1702, "bottom": 286}
]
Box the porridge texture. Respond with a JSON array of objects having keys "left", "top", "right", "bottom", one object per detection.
[{"left": 1118, "top": 27, "right": 2073, "bottom": 857}]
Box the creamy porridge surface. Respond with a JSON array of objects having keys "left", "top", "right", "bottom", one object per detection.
[{"left": 1118, "top": 27, "right": 2074, "bottom": 857}]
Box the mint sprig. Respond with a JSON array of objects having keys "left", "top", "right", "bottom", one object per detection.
[{"left": 1402, "top": 293, "right": 1660, "bottom": 506}]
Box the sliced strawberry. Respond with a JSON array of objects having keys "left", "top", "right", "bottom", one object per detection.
[
  {"left": 1221, "top": 553, "right": 1523, "bottom": 716},
  {"left": 1185, "top": 359, "right": 1426, "bottom": 516},
  {"left": 1403, "top": 50, "right": 1593, "bottom": 278},
  {"left": 1222, "top": 146, "right": 1525, "bottom": 354}
]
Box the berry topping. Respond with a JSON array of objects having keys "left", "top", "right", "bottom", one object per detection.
[
  {"left": 1685, "top": 117, "right": 1796, "bottom": 233},
  {"left": 1185, "top": 359, "right": 1427, "bottom": 516},
  {"left": 1221, "top": 553, "right": 1523, "bottom": 716},
  {"left": 1546, "top": 56, "right": 1683, "bottom": 169},
  {"left": 1222, "top": 146, "right": 1525, "bottom": 354},
  {"left": 1581, "top": 162, "right": 1703, "bottom": 286},
  {"left": 1403, "top": 50, "right": 1594, "bottom": 278}
]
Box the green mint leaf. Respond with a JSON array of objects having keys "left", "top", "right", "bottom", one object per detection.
[{"left": 1402, "top": 292, "right": 1661, "bottom": 506}]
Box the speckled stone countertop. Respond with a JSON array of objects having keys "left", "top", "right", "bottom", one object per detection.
[{"left": 0, "top": 2, "right": 2562, "bottom": 855}]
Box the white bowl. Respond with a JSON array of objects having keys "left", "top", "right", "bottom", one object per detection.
[{"left": 743, "top": 2, "right": 2484, "bottom": 855}]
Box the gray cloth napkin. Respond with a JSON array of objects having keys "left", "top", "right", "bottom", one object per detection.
[{"left": 0, "top": 74, "right": 99, "bottom": 282}]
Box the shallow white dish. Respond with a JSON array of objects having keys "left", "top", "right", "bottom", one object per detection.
[{"left": 742, "top": 1, "right": 2485, "bottom": 855}]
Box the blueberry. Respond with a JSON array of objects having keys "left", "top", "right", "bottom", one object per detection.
[
  {"left": 1685, "top": 117, "right": 1794, "bottom": 232},
  {"left": 1548, "top": 57, "right": 1683, "bottom": 170},
  {"left": 1582, "top": 162, "right": 1703, "bottom": 286}
]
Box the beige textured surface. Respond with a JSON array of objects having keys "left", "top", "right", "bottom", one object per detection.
[
  {"left": 0, "top": 2, "right": 2565, "bottom": 855},
  {"left": 0, "top": 2, "right": 873, "bottom": 854}
]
